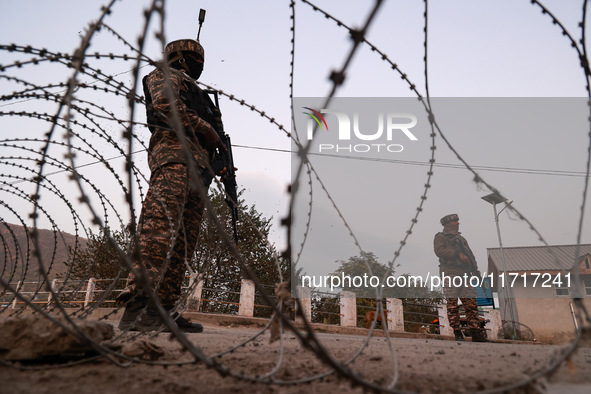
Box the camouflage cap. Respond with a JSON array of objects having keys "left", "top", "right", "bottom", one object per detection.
[
  {"left": 440, "top": 214, "right": 459, "bottom": 226},
  {"left": 165, "top": 39, "right": 205, "bottom": 62}
]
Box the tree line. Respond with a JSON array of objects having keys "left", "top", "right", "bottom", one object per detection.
[{"left": 61, "top": 191, "right": 442, "bottom": 329}]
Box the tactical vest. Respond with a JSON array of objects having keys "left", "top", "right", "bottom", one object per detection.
[
  {"left": 180, "top": 80, "right": 221, "bottom": 132},
  {"left": 142, "top": 71, "right": 222, "bottom": 135}
]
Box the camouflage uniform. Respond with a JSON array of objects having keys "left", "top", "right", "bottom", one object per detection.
[
  {"left": 433, "top": 214, "right": 480, "bottom": 331},
  {"left": 128, "top": 65, "right": 220, "bottom": 308}
]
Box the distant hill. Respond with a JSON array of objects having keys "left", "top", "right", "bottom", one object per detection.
[{"left": 0, "top": 223, "right": 88, "bottom": 283}]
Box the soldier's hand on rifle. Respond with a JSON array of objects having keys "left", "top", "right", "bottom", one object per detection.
[
  {"left": 459, "top": 253, "right": 469, "bottom": 264},
  {"left": 216, "top": 165, "right": 238, "bottom": 178},
  {"left": 200, "top": 122, "right": 227, "bottom": 152}
]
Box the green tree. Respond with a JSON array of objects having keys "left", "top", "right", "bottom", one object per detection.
[
  {"left": 60, "top": 224, "right": 132, "bottom": 303},
  {"left": 331, "top": 251, "right": 395, "bottom": 298},
  {"left": 190, "top": 188, "right": 287, "bottom": 317},
  {"left": 62, "top": 189, "right": 286, "bottom": 313}
]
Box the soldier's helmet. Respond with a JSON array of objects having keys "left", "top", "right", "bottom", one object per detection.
[
  {"left": 440, "top": 213, "right": 459, "bottom": 226},
  {"left": 165, "top": 39, "right": 205, "bottom": 79}
]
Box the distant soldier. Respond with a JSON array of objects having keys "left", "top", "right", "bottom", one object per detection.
[
  {"left": 117, "top": 37, "right": 226, "bottom": 332},
  {"left": 434, "top": 214, "right": 488, "bottom": 342}
]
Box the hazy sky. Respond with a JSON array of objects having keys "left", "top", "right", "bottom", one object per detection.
[{"left": 1, "top": 0, "right": 590, "bottom": 287}]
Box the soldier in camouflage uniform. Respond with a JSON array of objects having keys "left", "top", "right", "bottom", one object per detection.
[
  {"left": 118, "top": 38, "right": 225, "bottom": 332},
  {"left": 434, "top": 214, "right": 488, "bottom": 342}
]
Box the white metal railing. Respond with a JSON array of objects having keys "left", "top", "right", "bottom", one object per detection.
[
  {"left": 1, "top": 278, "right": 501, "bottom": 338},
  {"left": 2, "top": 278, "right": 128, "bottom": 308}
]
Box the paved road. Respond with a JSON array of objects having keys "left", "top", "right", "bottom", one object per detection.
[{"left": 1, "top": 316, "right": 590, "bottom": 393}]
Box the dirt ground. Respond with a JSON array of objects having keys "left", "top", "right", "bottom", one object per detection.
[{"left": 1, "top": 319, "right": 591, "bottom": 394}]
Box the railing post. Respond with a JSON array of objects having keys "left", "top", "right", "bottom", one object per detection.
[
  {"left": 84, "top": 278, "right": 96, "bottom": 308},
  {"left": 11, "top": 281, "right": 22, "bottom": 309},
  {"left": 339, "top": 291, "right": 356, "bottom": 327},
  {"left": 47, "top": 278, "right": 58, "bottom": 306},
  {"left": 238, "top": 278, "right": 255, "bottom": 317},
  {"left": 187, "top": 273, "right": 204, "bottom": 311},
  {"left": 386, "top": 298, "right": 404, "bottom": 332},
  {"left": 295, "top": 286, "right": 311, "bottom": 323},
  {"left": 437, "top": 304, "right": 453, "bottom": 336}
]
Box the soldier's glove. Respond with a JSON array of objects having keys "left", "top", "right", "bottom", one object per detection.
[{"left": 199, "top": 121, "right": 226, "bottom": 153}]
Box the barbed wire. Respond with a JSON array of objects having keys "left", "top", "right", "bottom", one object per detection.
[{"left": 0, "top": 0, "right": 589, "bottom": 392}]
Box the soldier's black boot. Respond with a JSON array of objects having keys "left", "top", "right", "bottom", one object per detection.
[
  {"left": 119, "top": 296, "right": 175, "bottom": 332},
  {"left": 470, "top": 328, "right": 490, "bottom": 343},
  {"left": 166, "top": 305, "right": 203, "bottom": 333},
  {"left": 118, "top": 295, "right": 148, "bottom": 331},
  {"left": 132, "top": 304, "right": 174, "bottom": 332},
  {"left": 172, "top": 313, "right": 204, "bottom": 333},
  {"left": 453, "top": 329, "right": 465, "bottom": 341}
]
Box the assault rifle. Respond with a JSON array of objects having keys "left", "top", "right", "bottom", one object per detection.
[
  {"left": 196, "top": 9, "right": 238, "bottom": 243},
  {"left": 456, "top": 238, "right": 480, "bottom": 278},
  {"left": 206, "top": 90, "right": 239, "bottom": 243}
]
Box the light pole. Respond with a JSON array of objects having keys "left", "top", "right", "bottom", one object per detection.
[{"left": 481, "top": 192, "right": 518, "bottom": 339}]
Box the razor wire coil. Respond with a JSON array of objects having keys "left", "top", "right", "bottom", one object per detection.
[{"left": 0, "top": 0, "right": 589, "bottom": 392}]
